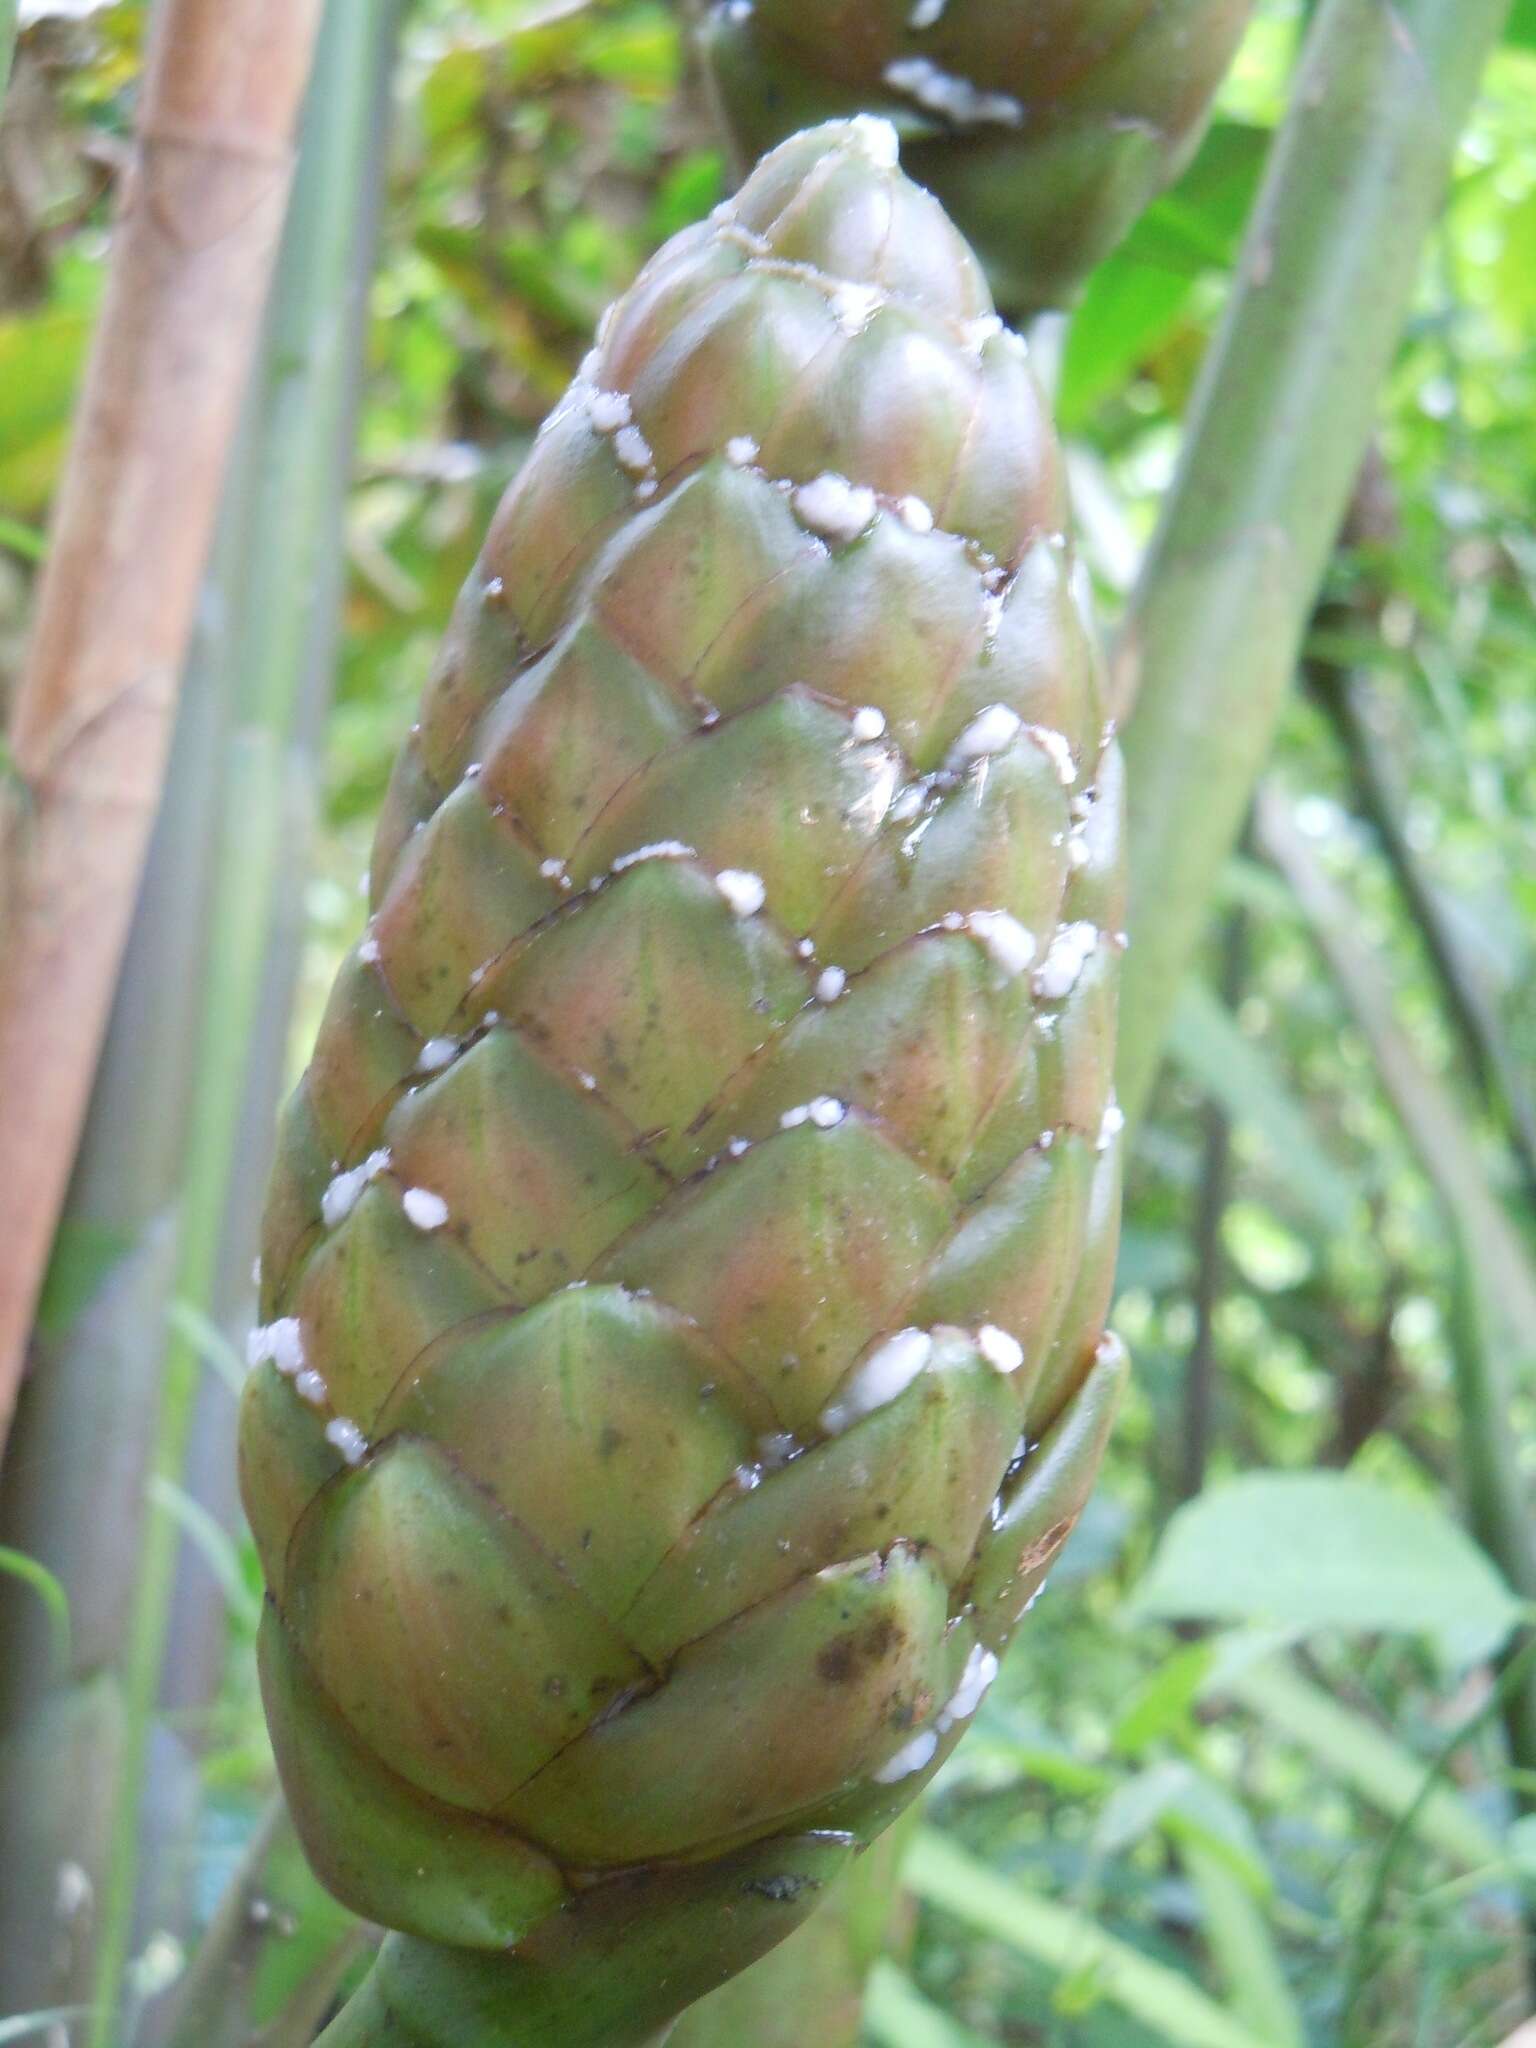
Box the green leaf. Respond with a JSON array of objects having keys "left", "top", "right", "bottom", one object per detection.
[
  {"left": 1133, "top": 1473, "right": 1524, "bottom": 1666},
  {"left": 0, "top": 1548, "right": 71, "bottom": 1671},
  {"left": 905, "top": 1832, "right": 1276, "bottom": 2048},
  {"left": 1112, "top": 1641, "right": 1215, "bottom": 1754},
  {"left": 1168, "top": 979, "right": 1360, "bottom": 1236},
  {"left": 1060, "top": 123, "right": 1270, "bottom": 425}
]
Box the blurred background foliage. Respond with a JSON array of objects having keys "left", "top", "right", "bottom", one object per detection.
[{"left": 1, "top": 1, "right": 1535, "bottom": 2043}]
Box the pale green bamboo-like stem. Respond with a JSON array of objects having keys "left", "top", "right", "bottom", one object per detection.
[
  {"left": 1112, "top": 0, "right": 1513, "bottom": 1129},
  {"left": 0, "top": 0, "right": 396, "bottom": 2031},
  {"left": 85, "top": 8, "right": 403, "bottom": 2039},
  {"left": 1, "top": 1, "right": 17, "bottom": 105}
]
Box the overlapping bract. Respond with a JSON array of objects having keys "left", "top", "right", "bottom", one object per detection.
[
  {"left": 698, "top": 0, "right": 1252, "bottom": 314},
  {"left": 241, "top": 119, "right": 1127, "bottom": 1979}
]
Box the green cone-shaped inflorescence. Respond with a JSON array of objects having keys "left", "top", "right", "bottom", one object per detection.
[
  {"left": 243, "top": 119, "right": 1127, "bottom": 2037},
  {"left": 698, "top": 0, "right": 1253, "bottom": 316}
]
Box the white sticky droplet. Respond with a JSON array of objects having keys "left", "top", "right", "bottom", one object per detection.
[
  {"left": 250, "top": 1317, "right": 305, "bottom": 1376},
  {"left": 294, "top": 1369, "right": 328, "bottom": 1408},
  {"left": 873, "top": 1729, "right": 939, "bottom": 1784},
  {"left": 815, "top": 965, "right": 847, "bottom": 1004},
  {"left": 613, "top": 425, "right": 654, "bottom": 476},
  {"left": 977, "top": 1324, "right": 1024, "bottom": 1375},
  {"left": 1034, "top": 921, "right": 1100, "bottom": 1001},
  {"left": 847, "top": 114, "right": 900, "bottom": 169},
  {"left": 896, "top": 494, "right": 935, "bottom": 535},
  {"left": 809, "top": 1095, "right": 846, "bottom": 1128},
  {"left": 320, "top": 1148, "right": 391, "bottom": 1230},
  {"left": 779, "top": 1104, "right": 811, "bottom": 1131},
  {"left": 850, "top": 705, "right": 886, "bottom": 742},
  {"left": 1098, "top": 1098, "right": 1126, "bottom": 1151},
  {"left": 539, "top": 857, "right": 569, "bottom": 884},
  {"left": 795, "top": 936, "right": 816, "bottom": 960},
  {"left": 715, "top": 868, "right": 766, "bottom": 917},
  {"left": 947, "top": 702, "right": 1022, "bottom": 768},
  {"left": 727, "top": 1136, "right": 751, "bottom": 1157},
  {"left": 325, "top": 1417, "right": 369, "bottom": 1466},
  {"left": 883, "top": 56, "right": 1024, "bottom": 128},
  {"left": 402, "top": 1187, "right": 450, "bottom": 1232},
  {"left": 611, "top": 839, "right": 696, "bottom": 873},
  {"left": 725, "top": 435, "right": 760, "bottom": 467},
  {"left": 822, "top": 1329, "right": 934, "bottom": 1435},
  {"left": 793, "top": 474, "right": 877, "bottom": 545},
  {"left": 1028, "top": 724, "right": 1077, "bottom": 787},
  {"left": 587, "top": 388, "right": 632, "bottom": 433},
  {"left": 945, "top": 1644, "right": 999, "bottom": 1723},
  {"left": 358, "top": 933, "right": 380, "bottom": 965},
  {"left": 966, "top": 909, "right": 1037, "bottom": 978},
  {"left": 910, "top": 0, "right": 947, "bottom": 24},
  {"left": 416, "top": 1036, "right": 458, "bottom": 1075}
]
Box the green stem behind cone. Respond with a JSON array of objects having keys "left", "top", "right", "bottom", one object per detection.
[
  {"left": 1112, "top": 0, "right": 1513, "bottom": 1129},
  {"left": 668, "top": 1809, "right": 917, "bottom": 2048},
  {"left": 314, "top": 1833, "right": 860, "bottom": 2048}
]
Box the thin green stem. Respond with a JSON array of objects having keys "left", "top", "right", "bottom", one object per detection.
[
  {"left": 1113, "top": 0, "right": 1513, "bottom": 1129},
  {"left": 0, "top": 0, "right": 16, "bottom": 106},
  {"left": 78, "top": 7, "right": 402, "bottom": 2038},
  {"left": 1316, "top": 667, "right": 1536, "bottom": 1209},
  {"left": 1339, "top": 1630, "right": 1536, "bottom": 2041}
]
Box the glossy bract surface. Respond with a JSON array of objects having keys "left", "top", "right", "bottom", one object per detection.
[
  {"left": 242, "top": 120, "right": 1127, "bottom": 1971},
  {"left": 699, "top": 0, "right": 1252, "bottom": 313}
]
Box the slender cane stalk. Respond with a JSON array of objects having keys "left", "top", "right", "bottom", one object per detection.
[
  {"left": 0, "top": 1, "right": 398, "bottom": 2029},
  {"left": 0, "top": 1, "right": 16, "bottom": 106},
  {"left": 160, "top": 1797, "right": 364, "bottom": 2048},
  {"left": 0, "top": 0, "right": 324, "bottom": 1435},
  {"left": 1316, "top": 669, "right": 1536, "bottom": 1208},
  {"left": 1255, "top": 786, "right": 1536, "bottom": 1840},
  {"left": 1111, "top": 0, "right": 1513, "bottom": 1129},
  {"left": 92, "top": 10, "right": 400, "bottom": 2038},
  {"left": 1180, "top": 897, "right": 1247, "bottom": 1505}
]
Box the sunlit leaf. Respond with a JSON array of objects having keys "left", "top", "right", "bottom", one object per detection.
[{"left": 1133, "top": 1473, "right": 1524, "bottom": 1666}]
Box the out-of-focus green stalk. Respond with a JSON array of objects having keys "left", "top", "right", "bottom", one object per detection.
[
  {"left": 87, "top": 8, "right": 402, "bottom": 2038},
  {"left": 161, "top": 1797, "right": 364, "bottom": 2048},
  {"left": 1, "top": 1, "right": 17, "bottom": 105},
  {"left": 1112, "top": 0, "right": 1512, "bottom": 1128},
  {"left": 0, "top": 0, "right": 398, "bottom": 2030},
  {"left": 1255, "top": 788, "right": 1536, "bottom": 1830},
  {"left": 1318, "top": 669, "right": 1536, "bottom": 1208}
]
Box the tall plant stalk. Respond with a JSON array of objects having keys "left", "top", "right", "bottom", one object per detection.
[
  {"left": 0, "top": 2, "right": 399, "bottom": 2030},
  {"left": 1255, "top": 787, "right": 1536, "bottom": 1794},
  {"left": 1, "top": 1, "right": 16, "bottom": 105},
  {"left": 1112, "top": 0, "right": 1513, "bottom": 1128},
  {"left": 1316, "top": 669, "right": 1536, "bottom": 1207},
  {"left": 0, "top": 0, "right": 324, "bottom": 1433}
]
